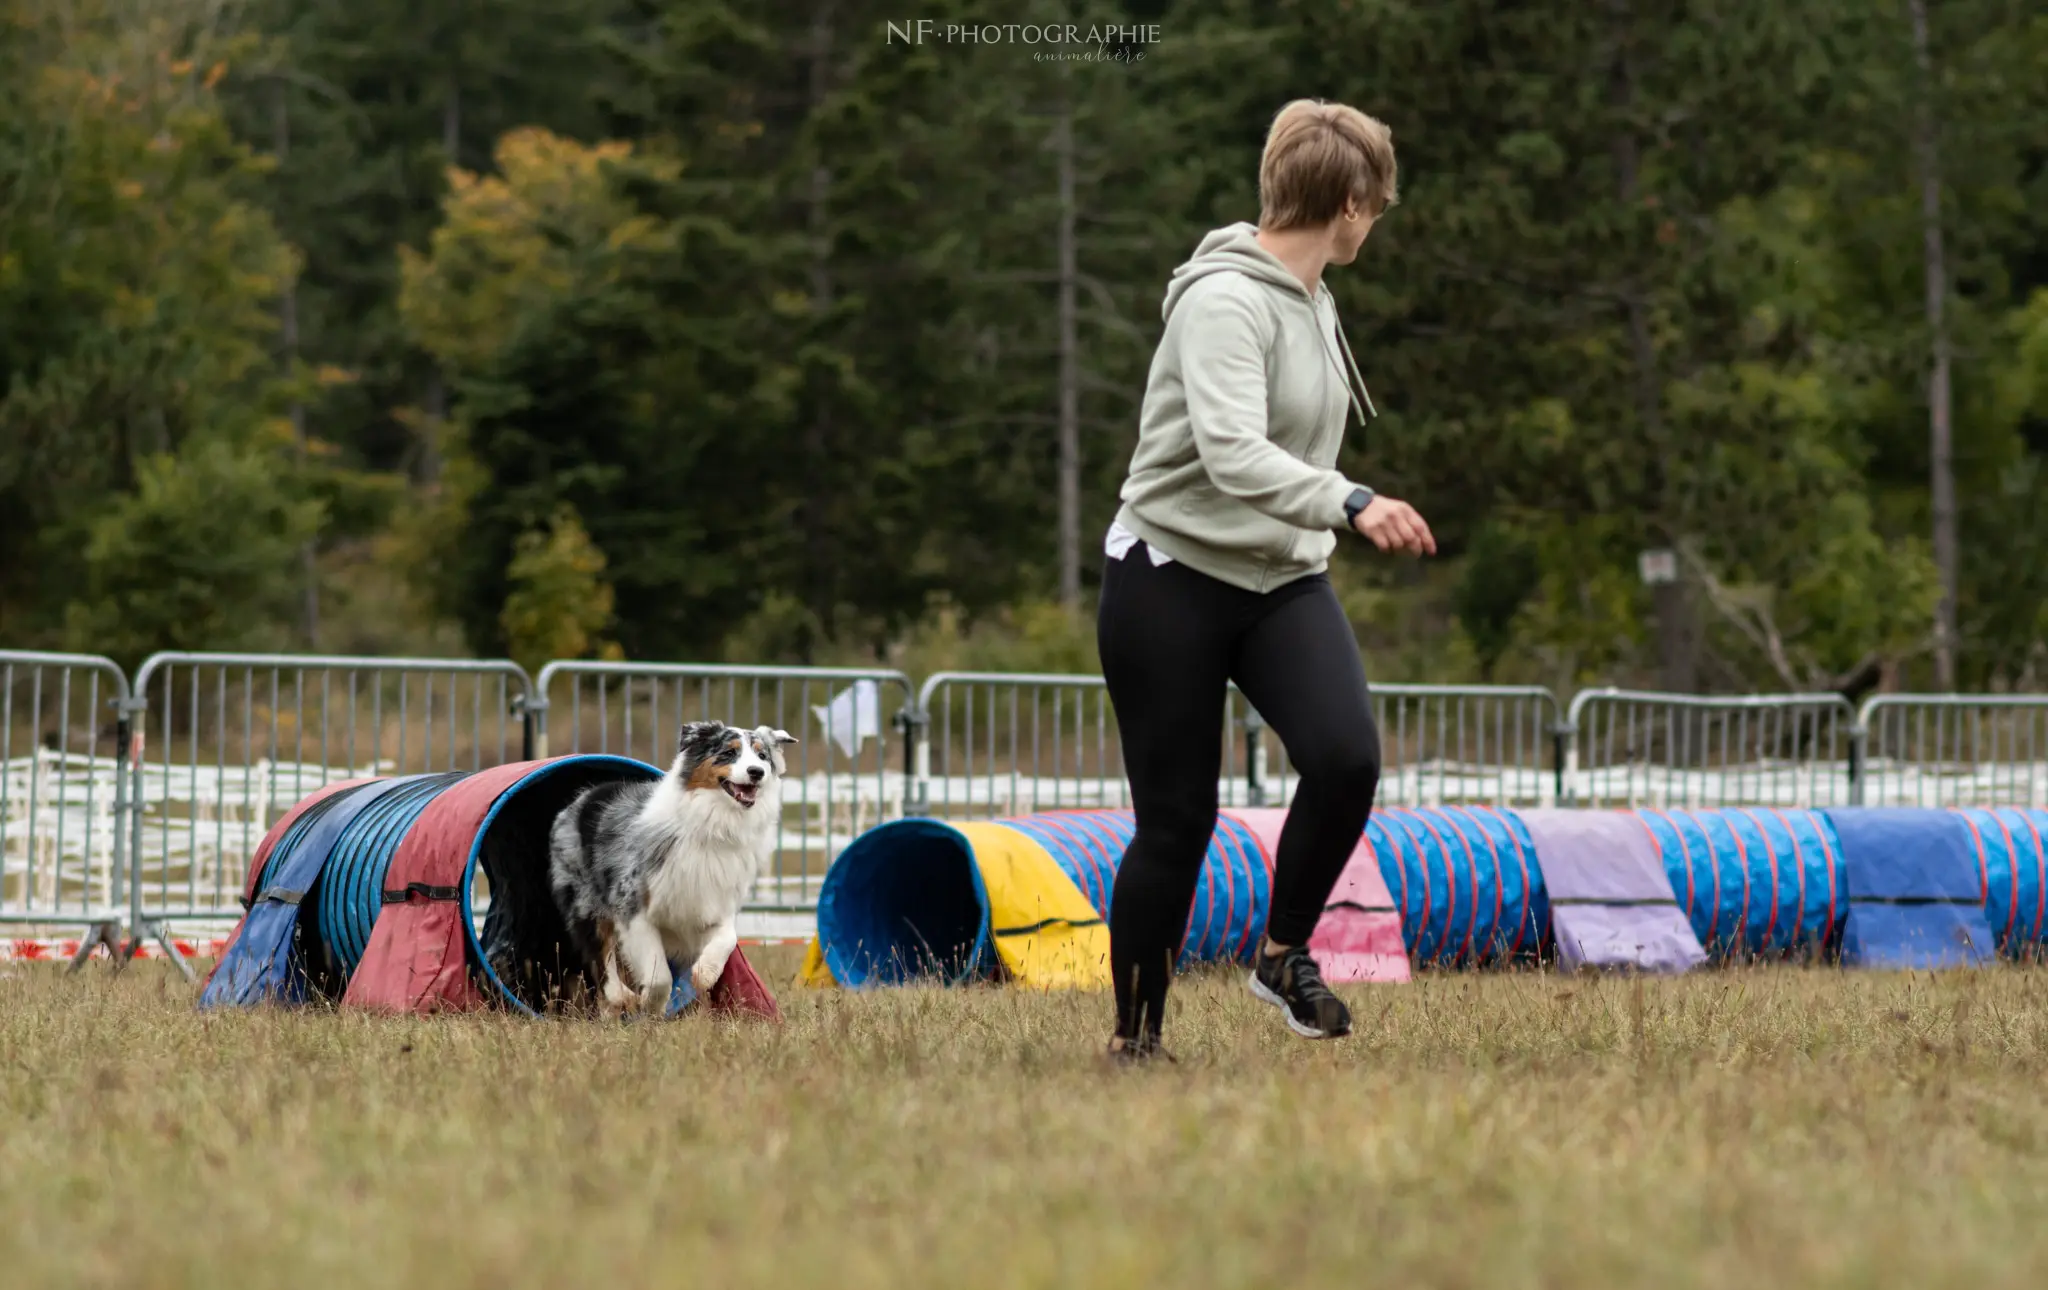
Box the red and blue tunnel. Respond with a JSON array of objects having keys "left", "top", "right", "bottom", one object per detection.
[{"left": 200, "top": 755, "right": 780, "bottom": 1018}]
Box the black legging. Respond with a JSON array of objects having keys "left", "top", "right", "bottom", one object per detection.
[{"left": 1098, "top": 541, "right": 1381, "bottom": 1041}]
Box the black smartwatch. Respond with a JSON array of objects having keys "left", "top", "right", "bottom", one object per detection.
[{"left": 1342, "top": 486, "right": 1375, "bottom": 531}]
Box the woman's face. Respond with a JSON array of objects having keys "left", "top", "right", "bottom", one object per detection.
[{"left": 1329, "top": 201, "right": 1377, "bottom": 264}]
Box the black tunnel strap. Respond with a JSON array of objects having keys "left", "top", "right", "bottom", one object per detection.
[
  {"left": 1549, "top": 896, "right": 1681, "bottom": 908},
  {"left": 262, "top": 887, "right": 308, "bottom": 906},
  {"left": 382, "top": 882, "right": 462, "bottom": 905},
  {"left": 1322, "top": 900, "right": 1396, "bottom": 914},
  {"left": 994, "top": 916, "right": 1106, "bottom": 937}
]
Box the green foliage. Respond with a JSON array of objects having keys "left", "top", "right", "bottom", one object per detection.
[
  {"left": 890, "top": 597, "right": 1102, "bottom": 680},
  {"left": 217, "top": 0, "right": 622, "bottom": 472},
  {"left": 498, "top": 503, "right": 620, "bottom": 676},
  {"left": 63, "top": 439, "right": 324, "bottom": 665},
  {"left": 0, "top": 0, "right": 296, "bottom": 643},
  {"left": 2, "top": 0, "right": 2044, "bottom": 688},
  {"left": 1454, "top": 522, "right": 1541, "bottom": 679}
]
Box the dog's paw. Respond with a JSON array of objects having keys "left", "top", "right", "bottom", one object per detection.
[{"left": 690, "top": 960, "right": 723, "bottom": 995}]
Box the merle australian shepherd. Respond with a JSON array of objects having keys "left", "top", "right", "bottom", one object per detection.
[{"left": 549, "top": 721, "right": 794, "bottom": 1015}]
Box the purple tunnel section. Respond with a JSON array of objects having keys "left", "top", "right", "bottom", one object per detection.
[{"left": 1514, "top": 810, "right": 1705, "bottom": 973}]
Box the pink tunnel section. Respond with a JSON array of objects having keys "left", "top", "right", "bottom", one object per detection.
[{"left": 1225, "top": 808, "right": 1409, "bottom": 984}]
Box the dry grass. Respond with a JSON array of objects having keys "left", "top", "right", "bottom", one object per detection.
[{"left": 5, "top": 953, "right": 2048, "bottom": 1289}]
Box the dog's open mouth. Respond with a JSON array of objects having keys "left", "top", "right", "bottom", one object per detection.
[{"left": 722, "top": 780, "right": 760, "bottom": 808}]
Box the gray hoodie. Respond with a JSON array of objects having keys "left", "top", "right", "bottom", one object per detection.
[{"left": 1112, "top": 222, "right": 1375, "bottom": 593}]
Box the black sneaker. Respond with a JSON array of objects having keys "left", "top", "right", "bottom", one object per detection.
[
  {"left": 1105, "top": 1032, "right": 1177, "bottom": 1064},
  {"left": 1248, "top": 945, "right": 1352, "bottom": 1039}
]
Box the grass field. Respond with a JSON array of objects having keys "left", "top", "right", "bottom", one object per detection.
[{"left": 5, "top": 953, "right": 2048, "bottom": 1289}]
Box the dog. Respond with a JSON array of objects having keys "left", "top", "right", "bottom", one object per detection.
[{"left": 548, "top": 720, "right": 794, "bottom": 1016}]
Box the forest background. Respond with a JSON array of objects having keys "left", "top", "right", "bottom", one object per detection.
[{"left": 4, "top": 0, "right": 2045, "bottom": 699}]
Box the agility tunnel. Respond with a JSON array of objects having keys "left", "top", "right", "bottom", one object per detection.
[
  {"left": 1955, "top": 808, "right": 2048, "bottom": 959},
  {"left": 1369, "top": 807, "right": 1549, "bottom": 968},
  {"left": 1517, "top": 810, "right": 1704, "bottom": 973},
  {"left": 808, "top": 807, "right": 1387, "bottom": 990},
  {"left": 804, "top": 806, "right": 1415, "bottom": 990},
  {"left": 1829, "top": 808, "right": 1997, "bottom": 969},
  {"left": 799, "top": 801, "right": 2048, "bottom": 991},
  {"left": 200, "top": 755, "right": 780, "bottom": 1019},
  {"left": 1633, "top": 808, "right": 1846, "bottom": 962},
  {"left": 1237, "top": 808, "right": 1407, "bottom": 985}
]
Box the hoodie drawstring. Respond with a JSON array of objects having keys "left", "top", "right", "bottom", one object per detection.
[
  {"left": 1331, "top": 315, "right": 1377, "bottom": 421},
  {"left": 1313, "top": 291, "right": 1377, "bottom": 427}
]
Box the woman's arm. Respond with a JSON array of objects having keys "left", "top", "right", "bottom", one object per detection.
[{"left": 1176, "top": 278, "right": 1360, "bottom": 531}]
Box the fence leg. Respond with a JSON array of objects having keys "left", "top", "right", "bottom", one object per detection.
[
  {"left": 1554, "top": 723, "right": 1576, "bottom": 807},
  {"left": 1847, "top": 721, "right": 1866, "bottom": 807},
  {"left": 899, "top": 705, "right": 928, "bottom": 815},
  {"left": 117, "top": 695, "right": 148, "bottom": 973},
  {"left": 119, "top": 918, "right": 196, "bottom": 982},
  {"left": 519, "top": 694, "right": 548, "bottom": 761},
  {"left": 65, "top": 920, "right": 121, "bottom": 973},
  {"left": 149, "top": 921, "right": 196, "bottom": 982}
]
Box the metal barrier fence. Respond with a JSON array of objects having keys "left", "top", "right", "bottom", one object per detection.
[
  {"left": 126, "top": 652, "right": 535, "bottom": 975},
  {"left": 910, "top": 672, "right": 1564, "bottom": 819},
  {"left": 1562, "top": 689, "right": 1859, "bottom": 808},
  {"left": 1, "top": 651, "right": 133, "bottom": 962},
  {"left": 1857, "top": 694, "right": 2048, "bottom": 807},
  {"left": 9, "top": 641, "right": 2048, "bottom": 958},
  {"left": 530, "top": 661, "right": 917, "bottom": 911}
]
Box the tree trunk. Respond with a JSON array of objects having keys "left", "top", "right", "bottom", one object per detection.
[
  {"left": 419, "top": 81, "right": 463, "bottom": 486},
  {"left": 800, "top": 2, "right": 839, "bottom": 659},
  {"left": 276, "top": 83, "right": 319, "bottom": 647},
  {"left": 1054, "top": 63, "right": 1082, "bottom": 612},
  {"left": 1608, "top": 0, "right": 1692, "bottom": 691},
  {"left": 1909, "top": 0, "right": 1957, "bottom": 687}
]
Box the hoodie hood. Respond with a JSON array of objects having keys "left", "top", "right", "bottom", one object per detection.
[
  {"left": 1160, "top": 221, "right": 1375, "bottom": 425},
  {"left": 1160, "top": 221, "right": 1315, "bottom": 322}
]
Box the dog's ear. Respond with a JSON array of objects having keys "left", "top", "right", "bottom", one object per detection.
[
  {"left": 768, "top": 728, "right": 797, "bottom": 746},
  {"left": 678, "top": 720, "right": 729, "bottom": 756}
]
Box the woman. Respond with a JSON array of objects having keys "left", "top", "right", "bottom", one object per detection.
[{"left": 1100, "top": 99, "right": 1434, "bottom": 1059}]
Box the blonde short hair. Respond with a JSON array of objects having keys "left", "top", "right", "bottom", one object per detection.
[{"left": 1258, "top": 99, "right": 1398, "bottom": 231}]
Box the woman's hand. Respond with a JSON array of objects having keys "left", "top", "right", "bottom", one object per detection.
[{"left": 1352, "top": 496, "right": 1436, "bottom": 555}]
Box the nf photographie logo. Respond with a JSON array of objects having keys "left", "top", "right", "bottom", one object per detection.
[{"left": 885, "top": 20, "right": 1161, "bottom": 61}]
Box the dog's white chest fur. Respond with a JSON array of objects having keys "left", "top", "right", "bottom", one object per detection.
[{"left": 635, "top": 774, "right": 772, "bottom": 941}]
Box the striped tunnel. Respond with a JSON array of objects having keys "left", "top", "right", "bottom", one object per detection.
[
  {"left": 805, "top": 803, "right": 2048, "bottom": 989},
  {"left": 1370, "top": 806, "right": 1549, "bottom": 966},
  {"left": 1001, "top": 810, "right": 1271, "bottom": 967},
  {"left": 1633, "top": 808, "right": 1847, "bottom": 960},
  {"left": 810, "top": 808, "right": 1274, "bottom": 989},
  {"left": 1955, "top": 808, "right": 2048, "bottom": 958},
  {"left": 199, "top": 755, "right": 781, "bottom": 1019}
]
